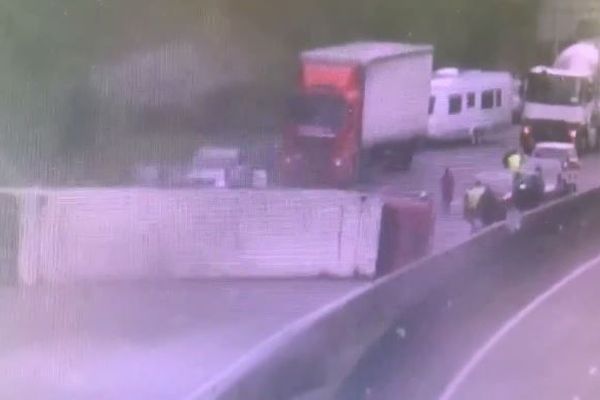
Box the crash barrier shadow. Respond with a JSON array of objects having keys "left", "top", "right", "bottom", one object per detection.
[{"left": 196, "top": 187, "right": 600, "bottom": 400}]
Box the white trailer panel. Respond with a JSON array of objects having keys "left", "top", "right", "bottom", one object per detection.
[
  {"left": 18, "top": 188, "right": 384, "bottom": 283},
  {"left": 362, "top": 52, "right": 433, "bottom": 147}
]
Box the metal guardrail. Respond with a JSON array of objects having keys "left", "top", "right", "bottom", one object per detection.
[{"left": 193, "top": 187, "right": 600, "bottom": 400}]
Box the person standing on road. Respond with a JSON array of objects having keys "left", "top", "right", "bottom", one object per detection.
[{"left": 440, "top": 167, "right": 455, "bottom": 214}]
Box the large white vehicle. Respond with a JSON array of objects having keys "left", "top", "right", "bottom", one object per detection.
[
  {"left": 521, "top": 39, "right": 600, "bottom": 154},
  {"left": 427, "top": 68, "right": 513, "bottom": 143},
  {"left": 281, "top": 42, "right": 433, "bottom": 186}
]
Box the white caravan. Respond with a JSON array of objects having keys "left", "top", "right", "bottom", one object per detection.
[{"left": 427, "top": 68, "right": 513, "bottom": 143}]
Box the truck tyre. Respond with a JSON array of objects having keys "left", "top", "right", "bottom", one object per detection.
[
  {"left": 399, "top": 139, "right": 417, "bottom": 171},
  {"left": 382, "top": 142, "right": 414, "bottom": 171}
]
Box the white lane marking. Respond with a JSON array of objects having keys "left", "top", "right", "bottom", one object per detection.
[{"left": 439, "top": 251, "right": 600, "bottom": 400}]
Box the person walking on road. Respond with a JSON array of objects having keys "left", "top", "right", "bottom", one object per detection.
[
  {"left": 464, "top": 180, "right": 486, "bottom": 234},
  {"left": 440, "top": 167, "right": 455, "bottom": 214}
]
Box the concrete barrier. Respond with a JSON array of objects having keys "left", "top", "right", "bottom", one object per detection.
[
  {"left": 194, "top": 188, "right": 600, "bottom": 400},
  {"left": 16, "top": 188, "right": 383, "bottom": 283}
]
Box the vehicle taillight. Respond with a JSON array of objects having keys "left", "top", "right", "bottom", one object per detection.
[{"left": 569, "top": 129, "right": 577, "bottom": 139}]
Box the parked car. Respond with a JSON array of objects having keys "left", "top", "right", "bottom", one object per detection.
[
  {"left": 530, "top": 142, "right": 579, "bottom": 193},
  {"left": 512, "top": 169, "right": 546, "bottom": 211}
]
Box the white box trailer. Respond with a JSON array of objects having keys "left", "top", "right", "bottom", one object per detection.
[{"left": 352, "top": 44, "right": 434, "bottom": 148}]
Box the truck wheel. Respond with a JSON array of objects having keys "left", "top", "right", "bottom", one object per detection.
[
  {"left": 399, "top": 140, "right": 417, "bottom": 171},
  {"left": 383, "top": 142, "right": 415, "bottom": 171}
]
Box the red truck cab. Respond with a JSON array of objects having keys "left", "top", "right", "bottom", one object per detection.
[{"left": 281, "top": 63, "right": 362, "bottom": 187}]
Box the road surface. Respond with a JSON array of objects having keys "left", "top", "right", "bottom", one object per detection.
[
  {"left": 0, "top": 280, "right": 364, "bottom": 399},
  {"left": 370, "top": 127, "right": 600, "bottom": 250},
  {"left": 5, "top": 125, "right": 600, "bottom": 399},
  {"left": 441, "top": 252, "right": 600, "bottom": 400},
  {"left": 335, "top": 186, "right": 600, "bottom": 399}
]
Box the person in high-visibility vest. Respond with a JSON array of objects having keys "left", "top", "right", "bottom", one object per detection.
[
  {"left": 464, "top": 180, "right": 486, "bottom": 233},
  {"left": 503, "top": 149, "right": 524, "bottom": 174},
  {"left": 507, "top": 152, "right": 522, "bottom": 173}
]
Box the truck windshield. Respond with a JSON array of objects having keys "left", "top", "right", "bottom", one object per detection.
[
  {"left": 289, "top": 93, "right": 346, "bottom": 134},
  {"left": 525, "top": 73, "right": 582, "bottom": 105}
]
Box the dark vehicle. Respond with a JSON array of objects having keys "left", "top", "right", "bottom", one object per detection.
[
  {"left": 512, "top": 171, "right": 545, "bottom": 211},
  {"left": 479, "top": 186, "right": 508, "bottom": 226}
]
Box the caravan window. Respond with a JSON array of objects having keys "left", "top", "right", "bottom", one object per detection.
[
  {"left": 467, "top": 92, "right": 476, "bottom": 108},
  {"left": 481, "top": 90, "right": 494, "bottom": 109},
  {"left": 448, "top": 95, "right": 462, "bottom": 114},
  {"left": 429, "top": 96, "right": 436, "bottom": 115},
  {"left": 495, "top": 89, "right": 502, "bottom": 107}
]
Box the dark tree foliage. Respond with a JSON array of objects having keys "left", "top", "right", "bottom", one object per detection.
[{"left": 0, "top": 0, "right": 542, "bottom": 183}]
